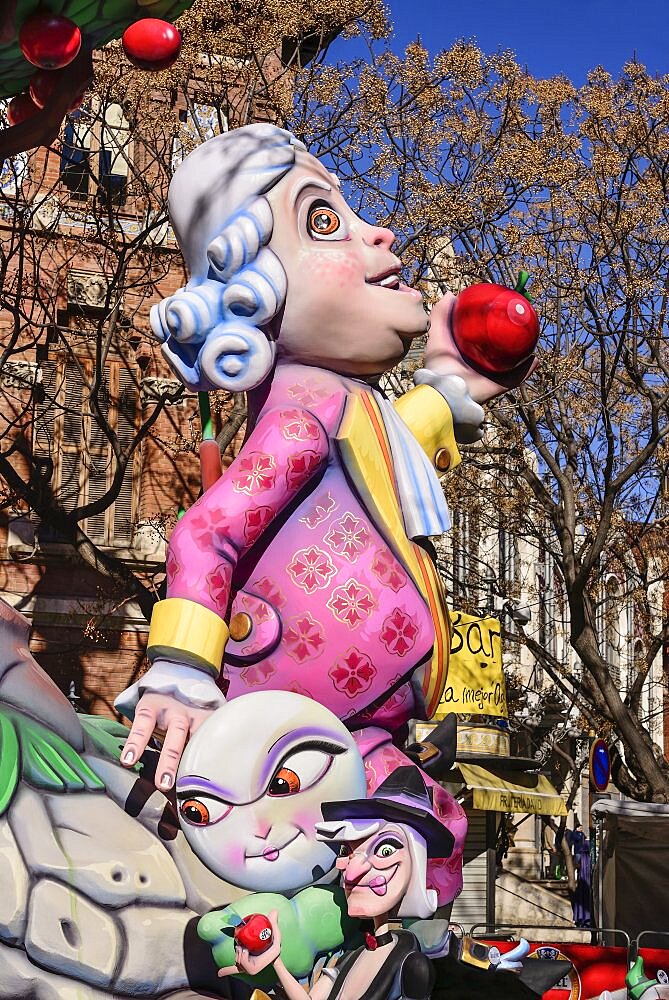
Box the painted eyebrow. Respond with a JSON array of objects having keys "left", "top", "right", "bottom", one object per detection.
[{"left": 290, "top": 175, "right": 333, "bottom": 207}]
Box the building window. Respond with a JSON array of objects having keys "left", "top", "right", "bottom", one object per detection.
[
  {"left": 60, "top": 103, "right": 131, "bottom": 203},
  {"left": 34, "top": 357, "right": 138, "bottom": 547}
]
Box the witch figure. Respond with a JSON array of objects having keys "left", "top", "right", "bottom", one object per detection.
[{"left": 219, "top": 765, "right": 453, "bottom": 1000}]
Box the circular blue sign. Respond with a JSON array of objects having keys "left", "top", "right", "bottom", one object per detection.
[{"left": 590, "top": 738, "right": 611, "bottom": 792}]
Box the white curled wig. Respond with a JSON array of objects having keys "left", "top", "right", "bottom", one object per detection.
[
  {"left": 151, "top": 123, "right": 306, "bottom": 392},
  {"left": 316, "top": 819, "right": 438, "bottom": 920}
]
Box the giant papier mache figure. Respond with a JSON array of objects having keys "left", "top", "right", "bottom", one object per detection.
[{"left": 116, "top": 123, "right": 537, "bottom": 907}]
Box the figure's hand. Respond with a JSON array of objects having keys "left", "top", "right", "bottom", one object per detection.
[
  {"left": 425, "top": 293, "right": 538, "bottom": 404},
  {"left": 218, "top": 911, "right": 282, "bottom": 978},
  {"left": 121, "top": 692, "right": 215, "bottom": 791},
  {"left": 489, "top": 938, "right": 530, "bottom": 972}
]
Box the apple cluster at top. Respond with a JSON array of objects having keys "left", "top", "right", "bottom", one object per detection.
[{"left": 8, "top": 12, "right": 181, "bottom": 125}]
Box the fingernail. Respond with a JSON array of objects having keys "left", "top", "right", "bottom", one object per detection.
[
  {"left": 123, "top": 750, "right": 135, "bottom": 764},
  {"left": 160, "top": 773, "right": 174, "bottom": 789}
]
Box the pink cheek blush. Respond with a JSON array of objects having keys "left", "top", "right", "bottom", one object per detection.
[{"left": 302, "top": 253, "right": 360, "bottom": 287}]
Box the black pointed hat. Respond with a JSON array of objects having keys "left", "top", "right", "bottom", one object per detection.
[{"left": 321, "top": 765, "right": 454, "bottom": 859}]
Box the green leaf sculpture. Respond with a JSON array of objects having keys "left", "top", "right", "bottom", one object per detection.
[
  {"left": 0, "top": 711, "right": 20, "bottom": 815},
  {"left": 79, "top": 713, "right": 140, "bottom": 770},
  {"left": 0, "top": 707, "right": 104, "bottom": 812}
]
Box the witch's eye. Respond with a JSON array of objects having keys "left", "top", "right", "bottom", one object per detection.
[
  {"left": 267, "top": 747, "right": 337, "bottom": 797},
  {"left": 307, "top": 201, "right": 347, "bottom": 241},
  {"left": 177, "top": 795, "right": 232, "bottom": 826},
  {"left": 374, "top": 837, "right": 403, "bottom": 859},
  {"left": 339, "top": 843, "right": 352, "bottom": 857}
]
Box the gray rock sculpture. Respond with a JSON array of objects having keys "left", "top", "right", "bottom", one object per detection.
[{"left": 0, "top": 597, "right": 243, "bottom": 998}]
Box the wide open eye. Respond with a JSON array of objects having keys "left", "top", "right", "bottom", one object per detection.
[
  {"left": 307, "top": 200, "right": 347, "bottom": 241},
  {"left": 374, "top": 836, "right": 403, "bottom": 859},
  {"left": 177, "top": 795, "right": 232, "bottom": 826},
  {"left": 267, "top": 748, "right": 335, "bottom": 796}
]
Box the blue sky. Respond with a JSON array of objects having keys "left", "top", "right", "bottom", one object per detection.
[{"left": 333, "top": 0, "right": 669, "bottom": 84}]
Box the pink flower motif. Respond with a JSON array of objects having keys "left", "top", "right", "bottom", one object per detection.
[
  {"left": 287, "top": 679, "right": 314, "bottom": 699},
  {"left": 237, "top": 591, "right": 271, "bottom": 625},
  {"left": 166, "top": 549, "right": 179, "bottom": 585},
  {"left": 240, "top": 660, "right": 276, "bottom": 687},
  {"left": 206, "top": 565, "right": 231, "bottom": 610},
  {"left": 243, "top": 505, "right": 274, "bottom": 546},
  {"left": 370, "top": 549, "right": 407, "bottom": 592},
  {"left": 380, "top": 607, "right": 419, "bottom": 656},
  {"left": 286, "top": 381, "right": 329, "bottom": 406},
  {"left": 286, "top": 450, "right": 324, "bottom": 491},
  {"left": 252, "top": 577, "right": 286, "bottom": 608},
  {"left": 280, "top": 409, "right": 321, "bottom": 441},
  {"left": 284, "top": 612, "right": 326, "bottom": 663},
  {"left": 324, "top": 512, "right": 371, "bottom": 563},
  {"left": 329, "top": 647, "right": 377, "bottom": 698},
  {"left": 287, "top": 546, "right": 336, "bottom": 595},
  {"left": 327, "top": 579, "right": 376, "bottom": 629},
  {"left": 232, "top": 452, "right": 276, "bottom": 495},
  {"left": 299, "top": 491, "right": 338, "bottom": 529}
]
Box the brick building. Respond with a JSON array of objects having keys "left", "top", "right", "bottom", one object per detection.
[{"left": 0, "top": 86, "right": 235, "bottom": 716}]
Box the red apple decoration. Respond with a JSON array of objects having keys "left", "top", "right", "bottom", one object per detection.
[
  {"left": 7, "top": 92, "right": 41, "bottom": 126},
  {"left": 19, "top": 13, "right": 82, "bottom": 70},
  {"left": 451, "top": 272, "right": 540, "bottom": 375},
  {"left": 233, "top": 914, "right": 274, "bottom": 955},
  {"left": 122, "top": 19, "right": 182, "bottom": 71},
  {"left": 28, "top": 69, "right": 84, "bottom": 112}
]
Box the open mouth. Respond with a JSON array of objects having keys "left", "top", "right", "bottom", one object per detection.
[
  {"left": 366, "top": 267, "right": 402, "bottom": 291},
  {"left": 245, "top": 830, "right": 300, "bottom": 863}
]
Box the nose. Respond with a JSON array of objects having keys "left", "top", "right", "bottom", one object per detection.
[
  {"left": 344, "top": 854, "right": 372, "bottom": 884},
  {"left": 252, "top": 821, "right": 272, "bottom": 841},
  {"left": 363, "top": 223, "right": 396, "bottom": 251}
]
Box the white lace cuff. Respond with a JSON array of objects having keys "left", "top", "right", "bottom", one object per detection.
[
  {"left": 114, "top": 658, "right": 227, "bottom": 720},
  {"left": 414, "top": 369, "right": 485, "bottom": 444}
]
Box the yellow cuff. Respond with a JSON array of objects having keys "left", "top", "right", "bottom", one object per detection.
[
  {"left": 393, "top": 384, "right": 462, "bottom": 472},
  {"left": 147, "top": 598, "right": 228, "bottom": 676}
]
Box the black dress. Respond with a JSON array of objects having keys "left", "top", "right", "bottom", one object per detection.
[{"left": 323, "top": 931, "right": 435, "bottom": 1000}]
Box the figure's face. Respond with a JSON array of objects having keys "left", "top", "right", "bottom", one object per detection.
[
  {"left": 266, "top": 150, "right": 429, "bottom": 377},
  {"left": 176, "top": 691, "right": 367, "bottom": 893},
  {"left": 336, "top": 823, "right": 413, "bottom": 918}
]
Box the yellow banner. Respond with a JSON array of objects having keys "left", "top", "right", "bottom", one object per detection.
[
  {"left": 433, "top": 612, "right": 508, "bottom": 719},
  {"left": 458, "top": 763, "right": 567, "bottom": 817}
]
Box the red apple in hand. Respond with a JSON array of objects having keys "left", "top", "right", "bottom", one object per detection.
[
  {"left": 233, "top": 914, "right": 274, "bottom": 955},
  {"left": 122, "top": 19, "right": 182, "bottom": 70},
  {"left": 19, "top": 13, "right": 81, "bottom": 70},
  {"left": 451, "top": 272, "right": 539, "bottom": 375}
]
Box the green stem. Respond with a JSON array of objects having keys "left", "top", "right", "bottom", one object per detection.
[
  {"left": 514, "top": 270, "right": 533, "bottom": 302},
  {"left": 198, "top": 391, "right": 214, "bottom": 440}
]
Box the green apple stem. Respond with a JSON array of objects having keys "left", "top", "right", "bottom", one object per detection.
[{"left": 515, "top": 270, "right": 533, "bottom": 302}]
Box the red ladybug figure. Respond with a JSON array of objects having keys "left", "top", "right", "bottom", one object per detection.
[
  {"left": 19, "top": 13, "right": 81, "bottom": 70},
  {"left": 122, "top": 19, "right": 182, "bottom": 71},
  {"left": 233, "top": 914, "right": 274, "bottom": 955},
  {"left": 451, "top": 272, "right": 539, "bottom": 375}
]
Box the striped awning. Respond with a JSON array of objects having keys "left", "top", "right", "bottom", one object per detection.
[{"left": 457, "top": 762, "right": 567, "bottom": 816}]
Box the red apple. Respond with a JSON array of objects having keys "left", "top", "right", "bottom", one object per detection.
[
  {"left": 451, "top": 272, "right": 539, "bottom": 375},
  {"left": 7, "top": 92, "right": 41, "bottom": 126},
  {"left": 122, "top": 19, "right": 182, "bottom": 71},
  {"left": 28, "top": 69, "right": 84, "bottom": 111},
  {"left": 233, "top": 914, "right": 274, "bottom": 955},
  {"left": 19, "top": 13, "right": 81, "bottom": 70}
]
